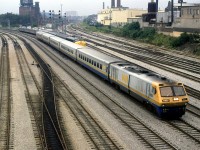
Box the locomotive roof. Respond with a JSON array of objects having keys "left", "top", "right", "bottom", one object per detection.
[
  {"left": 78, "top": 48, "right": 123, "bottom": 64},
  {"left": 49, "top": 36, "right": 65, "bottom": 42},
  {"left": 60, "top": 40, "right": 84, "bottom": 49},
  {"left": 112, "top": 62, "right": 176, "bottom": 85}
]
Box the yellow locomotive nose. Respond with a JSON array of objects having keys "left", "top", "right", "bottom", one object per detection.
[{"left": 75, "top": 41, "right": 86, "bottom": 46}]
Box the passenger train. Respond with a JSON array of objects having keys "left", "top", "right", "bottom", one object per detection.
[
  {"left": 36, "top": 31, "right": 189, "bottom": 118},
  {"left": 19, "top": 27, "right": 85, "bottom": 45}
]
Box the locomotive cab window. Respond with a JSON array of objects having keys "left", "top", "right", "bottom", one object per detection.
[{"left": 160, "top": 86, "right": 186, "bottom": 97}]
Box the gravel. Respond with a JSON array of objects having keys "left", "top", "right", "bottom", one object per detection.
[
  {"left": 26, "top": 37, "right": 200, "bottom": 149},
  {"left": 7, "top": 36, "right": 37, "bottom": 150}
]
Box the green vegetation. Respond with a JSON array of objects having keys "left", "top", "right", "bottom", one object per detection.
[
  {"left": 81, "top": 21, "right": 200, "bottom": 55},
  {"left": 0, "top": 13, "right": 34, "bottom": 27}
]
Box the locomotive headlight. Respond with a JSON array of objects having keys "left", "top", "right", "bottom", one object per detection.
[
  {"left": 174, "top": 97, "right": 179, "bottom": 101},
  {"left": 162, "top": 99, "right": 170, "bottom": 102}
]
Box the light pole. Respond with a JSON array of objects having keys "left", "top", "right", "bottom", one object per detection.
[
  {"left": 64, "top": 12, "right": 67, "bottom": 33},
  {"left": 178, "top": 0, "right": 183, "bottom": 17},
  {"left": 109, "top": 10, "right": 112, "bottom": 30},
  {"left": 171, "top": 0, "right": 174, "bottom": 25},
  {"left": 52, "top": 10, "right": 54, "bottom": 29},
  {"left": 43, "top": 10, "right": 45, "bottom": 27}
]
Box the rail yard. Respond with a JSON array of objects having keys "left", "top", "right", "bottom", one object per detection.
[{"left": 0, "top": 25, "right": 199, "bottom": 150}]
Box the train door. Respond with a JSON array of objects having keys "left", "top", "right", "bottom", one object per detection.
[{"left": 146, "top": 84, "right": 150, "bottom": 98}]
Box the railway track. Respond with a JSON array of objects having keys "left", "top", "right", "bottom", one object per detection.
[
  {"left": 22, "top": 38, "right": 67, "bottom": 150},
  {"left": 0, "top": 34, "right": 11, "bottom": 150},
  {"left": 65, "top": 28, "right": 200, "bottom": 119},
  {"left": 7, "top": 34, "right": 45, "bottom": 149},
  {"left": 169, "top": 119, "right": 200, "bottom": 146},
  {"left": 17, "top": 31, "right": 200, "bottom": 149},
  {"left": 70, "top": 26, "right": 200, "bottom": 83},
  {"left": 53, "top": 74, "right": 122, "bottom": 149},
  {"left": 28, "top": 36, "right": 178, "bottom": 149},
  {"left": 5, "top": 32, "right": 67, "bottom": 150},
  {"left": 87, "top": 39, "right": 200, "bottom": 83}
]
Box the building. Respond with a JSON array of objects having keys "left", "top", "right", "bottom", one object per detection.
[
  {"left": 97, "top": 8, "right": 146, "bottom": 27},
  {"left": 19, "top": 0, "right": 41, "bottom": 25},
  {"left": 173, "top": 4, "right": 200, "bottom": 32}
]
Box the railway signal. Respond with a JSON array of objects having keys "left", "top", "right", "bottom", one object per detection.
[
  {"left": 49, "top": 10, "right": 51, "bottom": 18},
  {"left": 59, "top": 10, "right": 61, "bottom": 19}
]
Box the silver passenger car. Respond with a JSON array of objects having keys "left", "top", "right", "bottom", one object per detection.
[
  {"left": 49, "top": 36, "right": 65, "bottom": 50},
  {"left": 77, "top": 48, "right": 123, "bottom": 80},
  {"left": 60, "top": 40, "right": 84, "bottom": 60}
]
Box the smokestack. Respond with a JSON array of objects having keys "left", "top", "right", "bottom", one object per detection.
[
  {"left": 117, "top": 0, "right": 121, "bottom": 7},
  {"left": 111, "top": 0, "right": 115, "bottom": 8},
  {"left": 103, "top": 2, "right": 105, "bottom": 9},
  {"left": 156, "top": 0, "right": 158, "bottom": 12}
]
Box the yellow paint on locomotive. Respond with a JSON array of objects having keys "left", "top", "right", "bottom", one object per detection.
[
  {"left": 75, "top": 41, "right": 87, "bottom": 46},
  {"left": 122, "top": 74, "right": 129, "bottom": 84},
  {"left": 153, "top": 82, "right": 189, "bottom": 107}
]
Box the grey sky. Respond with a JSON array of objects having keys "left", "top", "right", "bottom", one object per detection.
[{"left": 0, "top": 0, "right": 200, "bottom": 16}]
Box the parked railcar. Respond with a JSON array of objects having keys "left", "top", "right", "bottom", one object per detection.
[
  {"left": 19, "top": 27, "right": 38, "bottom": 35},
  {"left": 109, "top": 62, "right": 189, "bottom": 117}
]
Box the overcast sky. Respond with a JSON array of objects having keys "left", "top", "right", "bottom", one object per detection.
[{"left": 0, "top": 0, "right": 200, "bottom": 16}]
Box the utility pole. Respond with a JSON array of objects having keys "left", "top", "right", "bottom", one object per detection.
[
  {"left": 171, "top": 0, "right": 174, "bottom": 25},
  {"left": 43, "top": 10, "right": 45, "bottom": 27},
  {"left": 109, "top": 10, "right": 112, "bottom": 30},
  {"left": 64, "top": 12, "right": 67, "bottom": 33},
  {"left": 61, "top": 4, "right": 63, "bottom": 18},
  {"left": 178, "top": 0, "right": 183, "bottom": 17},
  {"left": 7, "top": 19, "right": 10, "bottom": 29}
]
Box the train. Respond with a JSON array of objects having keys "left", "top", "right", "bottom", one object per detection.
[
  {"left": 18, "top": 27, "right": 85, "bottom": 45},
  {"left": 36, "top": 31, "right": 189, "bottom": 118}
]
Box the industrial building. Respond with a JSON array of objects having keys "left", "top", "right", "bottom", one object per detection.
[
  {"left": 173, "top": 4, "right": 200, "bottom": 32},
  {"left": 19, "top": 0, "right": 41, "bottom": 24},
  {"left": 97, "top": 0, "right": 146, "bottom": 27}
]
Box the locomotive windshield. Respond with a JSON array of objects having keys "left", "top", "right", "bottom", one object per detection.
[{"left": 160, "top": 86, "right": 186, "bottom": 97}]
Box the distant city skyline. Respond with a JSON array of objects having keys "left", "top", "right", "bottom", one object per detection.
[{"left": 0, "top": 0, "right": 200, "bottom": 16}]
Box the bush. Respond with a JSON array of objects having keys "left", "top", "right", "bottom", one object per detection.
[{"left": 171, "top": 32, "right": 190, "bottom": 47}]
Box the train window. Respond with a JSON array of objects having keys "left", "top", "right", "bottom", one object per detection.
[
  {"left": 94, "top": 61, "right": 96, "bottom": 66},
  {"left": 100, "top": 64, "right": 102, "bottom": 69},
  {"left": 173, "top": 86, "right": 186, "bottom": 96},
  {"left": 97, "top": 63, "right": 99, "bottom": 68},
  {"left": 160, "top": 87, "right": 173, "bottom": 97},
  {"left": 79, "top": 54, "right": 80, "bottom": 58},
  {"left": 152, "top": 87, "right": 156, "bottom": 94},
  {"left": 87, "top": 58, "right": 89, "bottom": 62},
  {"left": 91, "top": 60, "right": 93, "bottom": 65},
  {"left": 89, "top": 59, "right": 91, "bottom": 63}
]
